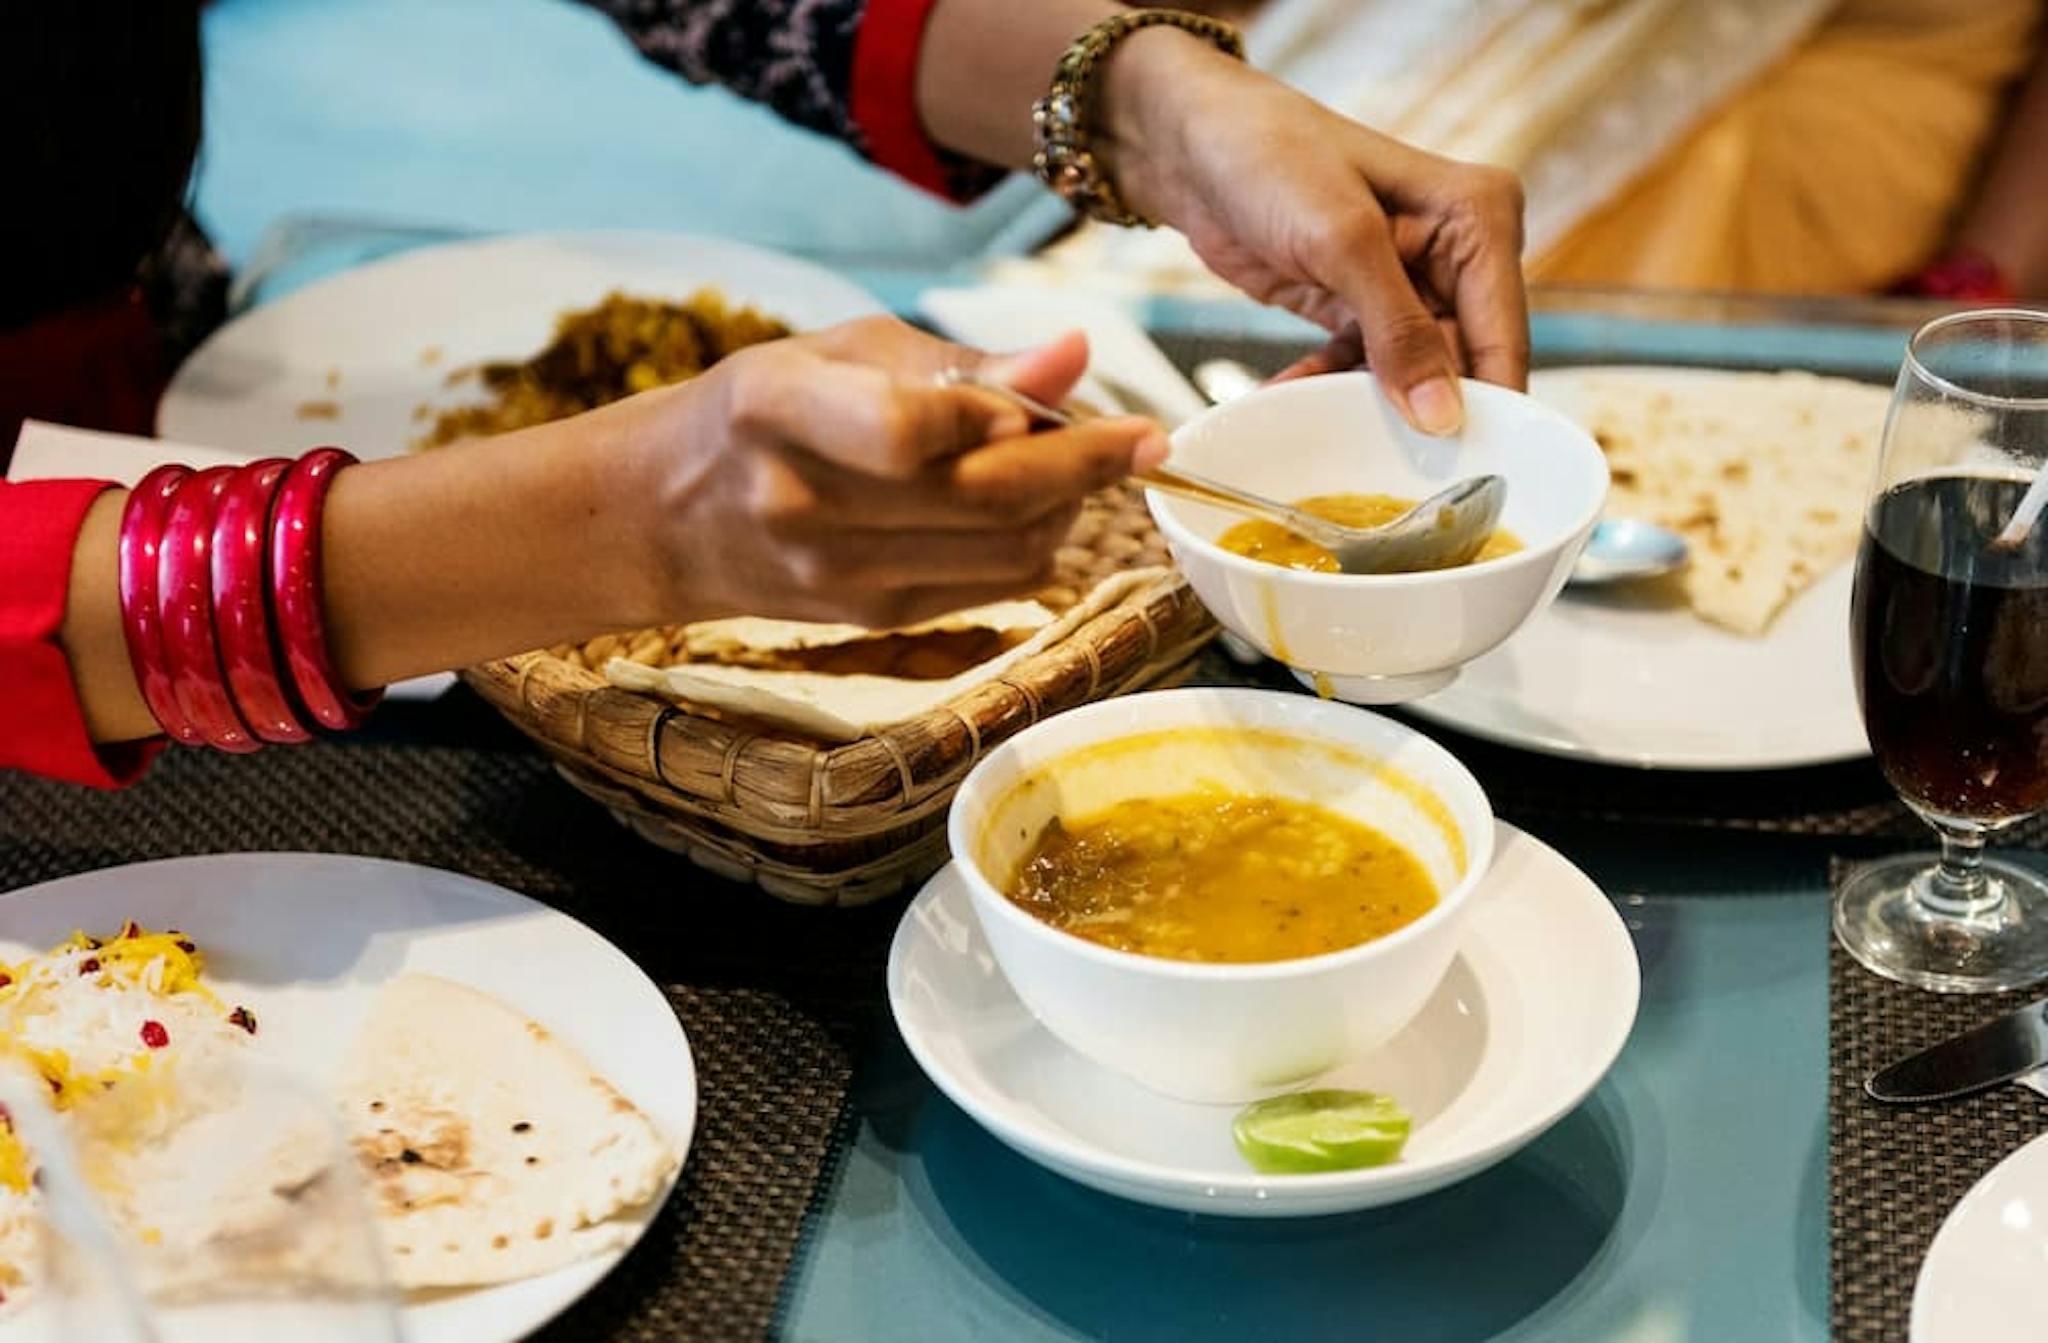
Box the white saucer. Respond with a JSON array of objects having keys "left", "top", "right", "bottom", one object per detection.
[
  {"left": 1913, "top": 1131, "right": 2048, "bottom": 1341},
  {"left": 887, "top": 823, "right": 1639, "bottom": 1217}
]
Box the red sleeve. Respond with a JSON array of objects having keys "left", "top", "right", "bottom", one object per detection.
[
  {"left": 0, "top": 479, "right": 163, "bottom": 788},
  {"left": 851, "top": 0, "right": 1002, "bottom": 203}
]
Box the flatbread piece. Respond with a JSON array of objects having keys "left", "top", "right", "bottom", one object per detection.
[
  {"left": 607, "top": 568, "right": 1163, "bottom": 740},
  {"left": 338, "top": 974, "right": 677, "bottom": 1289},
  {"left": 1545, "top": 368, "right": 1892, "bottom": 635}
]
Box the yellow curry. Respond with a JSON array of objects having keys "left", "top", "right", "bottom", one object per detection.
[
  {"left": 1219, "top": 492, "right": 1521, "bottom": 573},
  {"left": 1008, "top": 791, "right": 1438, "bottom": 963}
]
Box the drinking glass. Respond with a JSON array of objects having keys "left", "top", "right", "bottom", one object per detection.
[
  {"left": 1837, "top": 309, "right": 2048, "bottom": 992},
  {"left": 3, "top": 1059, "right": 402, "bottom": 1343}
]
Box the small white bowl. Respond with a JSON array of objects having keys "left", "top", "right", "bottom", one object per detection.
[
  {"left": 947, "top": 687, "right": 1494, "bottom": 1104},
  {"left": 1150, "top": 373, "right": 1608, "bottom": 703}
]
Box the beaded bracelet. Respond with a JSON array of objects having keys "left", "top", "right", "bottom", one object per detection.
[
  {"left": 269, "top": 448, "right": 382, "bottom": 732},
  {"left": 1031, "top": 10, "right": 1245, "bottom": 229}
]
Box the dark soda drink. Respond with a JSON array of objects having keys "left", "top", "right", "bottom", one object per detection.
[{"left": 1852, "top": 474, "right": 2048, "bottom": 822}]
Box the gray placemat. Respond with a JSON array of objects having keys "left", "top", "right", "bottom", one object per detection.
[
  {"left": 0, "top": 729, "right": 899, "bottom": 1341},
  {"left": 1828, "top": 860, "right": 2048, "bottom": 1343}
]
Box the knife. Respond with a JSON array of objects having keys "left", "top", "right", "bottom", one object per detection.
[{"left": 1867, "top": 998, "right": 2048, "bottom": 1103}]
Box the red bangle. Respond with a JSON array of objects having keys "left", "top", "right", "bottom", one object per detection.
[
  {"left": 158, "top": 466, "right": 262, "bottom": 753},
  {"left": 117, "top": 466, "right": 200, "bottom": 744},
  {"left": 211, "top": 458, "right": 310, "bottom": 744},
  {"left": 270, "top": 448, "right": 380, "bottom": 731},
  {"left": 1898, "top": 249, "right": 2018, "bottom": 304}
]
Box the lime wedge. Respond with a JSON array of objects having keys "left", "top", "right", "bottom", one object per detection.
[{"left": 1232, "top": 1090, "right": 1411, "bottom": 1174}]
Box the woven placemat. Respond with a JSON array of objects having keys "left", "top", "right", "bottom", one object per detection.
[
  {"left": 0, "top": 719, "right": 901, "bottom": 1341},
  {"left": 1827, "top": 859, "right": 2048, "bottom": 1342}
]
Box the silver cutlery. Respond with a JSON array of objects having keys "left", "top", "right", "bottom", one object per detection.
[
  {"left": 1569, "top": 518, "right": 1690, "bottom": 586},
  {"left": 1867, "top": 997, "right": 2048, "bottom": 1104},
  {"left": 1186, "top": 357, "right": 1691, "bottom": 588},
  {"left": 942, "top": 368, "right": 1508, "bottom": 576}
]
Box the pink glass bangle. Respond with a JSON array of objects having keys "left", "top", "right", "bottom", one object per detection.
[
  {"left": 157, "top": 466, "right": 262, "bottom": 753},
  {"left": 117, "top": 465, "right": 199, "bottom": 744},
  {"left": 269, "top": 447, "right": 380, "bottom": 732},
  {"left": 1898, "top": 249, "right": 2018, "bottom": 304},
  {"left": 210, "top": 458, "right": 310, "bottom": 745}
]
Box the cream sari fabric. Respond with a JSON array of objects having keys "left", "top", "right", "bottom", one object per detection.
[
  {"left": 1253, "top": 0, "right": 1831, "bottom": 258},
  {"left": 1003, "top": 0, "right": 2042, "bottom": 297}
]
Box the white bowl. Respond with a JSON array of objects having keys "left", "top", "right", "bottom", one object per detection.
[
  {"left": 947, "top": 687, "right": 1495, "bottom": 1104},
  {"left": 1150, "top": 373, "right": 1609, "bottom": 703}
]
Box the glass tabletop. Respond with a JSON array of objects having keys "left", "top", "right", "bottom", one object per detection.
[{"left": 777, "top": 816, "right": 1840, "bottom": 1342}]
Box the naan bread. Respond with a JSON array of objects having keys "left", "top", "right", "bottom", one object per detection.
[
  {"left": 608, "top": 569, "right": 1162, "bottom": 740},
  {"left": 1543, "top": 369, "right": 1892, "bottom": 636},
  {"left": 338, "top": 975, "right": 676, "bottom": 1289}
]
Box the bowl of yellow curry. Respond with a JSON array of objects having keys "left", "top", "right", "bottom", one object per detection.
[
  {"left": 1149, "top": 373, "right": 1608, "bottom": 703},
  {"left": 948, "top": 687, "right": 1493, "bottom": 1104}
]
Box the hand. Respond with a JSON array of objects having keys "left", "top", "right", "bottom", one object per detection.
[
  {"left": 1100, "top": 31, "right": 1529, "bottom": 433},
  {"left": 60, "top": 319, "right": 1162, "bottom": 744},
  {"left": 605, "top": 317, "right": 1164, "bottom": 630}
]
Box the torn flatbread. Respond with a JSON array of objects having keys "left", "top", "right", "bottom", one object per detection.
[
  {"left": 680, "top": 599, "right": 1053, "bottom": 661},
  {"left": 1536, "top": 368, "right": 1893, "bottom": 635},
  {"left": 337, "top": 975, "right": 677, "bottom": 1290},
  {"left": 608, "top": 570, "right": 1161, "bottom": 740}
]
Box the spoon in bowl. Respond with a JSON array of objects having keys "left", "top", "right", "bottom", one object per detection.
[
  {"left": 942, "top": 368, "right": 1508, "bottom": 575},
  {"left": 1200, "top": 357, "right": 1688, "bottom": 587}
]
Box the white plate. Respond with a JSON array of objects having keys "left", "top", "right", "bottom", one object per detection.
[
  {"left": 1405, "top": 366, "right": 1873, "bottom": 770},
  {"left": 1914, "top": 1129, "right": 2048, "bottom": 1342},
  {"left": 0, "top": 853, "right": 695, "bottom": 1343},
  {"left": 159, "top": 230, "right": 886, "bottom": 460},
  {"left": 887, "top": 824, "right": 1639, "bottom": 1217}
]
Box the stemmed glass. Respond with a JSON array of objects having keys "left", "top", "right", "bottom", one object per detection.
[
  {"left": 1836, "top": 309, "right": 2048, "bottom": 992},
  {"left": 3, "top": 1058, "right": 402, "bottom": 1342}
]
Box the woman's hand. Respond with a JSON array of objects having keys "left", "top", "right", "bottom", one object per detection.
[
  {"left": 915, "top": 2, "right": 1530, "bottom": 429},
  {"left": 601, "top": 317, "right": 1163, "bottom": 630},
  {"left": 1100, "top": 31, "right": 1529, "bottom": 433}
]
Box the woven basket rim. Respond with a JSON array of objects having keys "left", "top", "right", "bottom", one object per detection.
[{"left": 462, "top": 569, "right": 1211, "bottom": 812}]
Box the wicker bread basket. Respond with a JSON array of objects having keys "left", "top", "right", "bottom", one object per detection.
[{"left": 461, "top": 484, "right": 1216, "bottom": 905}]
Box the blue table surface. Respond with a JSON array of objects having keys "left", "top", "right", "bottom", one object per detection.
[
  {"left": 196, "top": 5, "right": 1938, "bottom": 1337},
  {"left": 781, "top": 820, "right": 1840, "bottom": 1343}
]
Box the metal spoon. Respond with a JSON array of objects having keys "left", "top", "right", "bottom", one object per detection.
[
  {"left": 942, "top": 368, "right": 1507, "bottom": 575},
  {"left": 1192, "top": 358, "right": 1265, "bottom": 407},
  {"left": 1192, "top": 357, "right": 1693, "bottom": 587},
  {"left": 1569, "top": 518, "right": 1689, "bottom": 586}
]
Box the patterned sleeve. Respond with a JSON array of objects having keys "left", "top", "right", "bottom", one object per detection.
[{"left": 578, "top": 0, "right": 1003, "bottom": 202}]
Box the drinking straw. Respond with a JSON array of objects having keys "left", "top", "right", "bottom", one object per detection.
[{"left": 1993, "top": 462, "right": 2048, "bottom": 551}]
